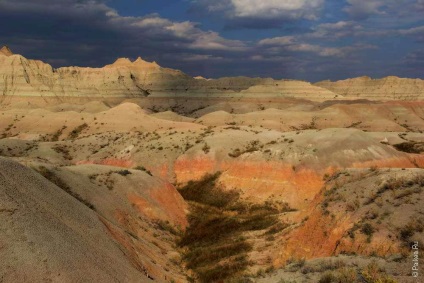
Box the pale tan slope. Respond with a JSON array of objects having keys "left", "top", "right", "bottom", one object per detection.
[
  {"left": 239, "top": 80, "right": 340, "bottom": 101},
  {"left": 54, "top": 164, "right": 187, "bottom": 228},
  {"left": 31, "top": 163, "right": 188, "bottom": 282},
  {"left": 0, "top": 102, "right": 203, "bottom": 140},
  {"left": 196, "top": 100, "right": 424, "bottom": 132},
  {"left": 316, "top": 76, "right": 424, "bottom": 100},
  {"left": 0, "top": 157, "right": 149, "bottom": 283}
]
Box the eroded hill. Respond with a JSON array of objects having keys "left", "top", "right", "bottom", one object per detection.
[{"left": 1, "top": 47, "right": 424, "bottom": 283}]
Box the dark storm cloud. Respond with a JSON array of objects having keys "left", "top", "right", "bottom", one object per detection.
[
  {"left": 0, "top": 0, "right": 423, "bottom": 81},
  {"left": 344, "top": 0, "right": 424, "bottom": 22},
  {"left": 0, "top": 0, "right": 246, "bottom": 68},
  {"left": 0, "top": 0, "right": 127, "bottom": 65},
  {"left": 404, "top": 50, "right": 424, "bottom": 69}
]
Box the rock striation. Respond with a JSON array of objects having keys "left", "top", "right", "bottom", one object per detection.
[
  {"left": 0, "top": 47, "right": 193, "bottom": 97},
  {"left": 315, "top": 76, "right": 424, "bottom": 100},
  {"left": 2, "top": 46, "right": 424, "bottom": 100},
  {"left": 0, "top": 46, "right": 338, "bottom": 100}
]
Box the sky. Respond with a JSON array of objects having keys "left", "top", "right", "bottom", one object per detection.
[{"left": 1, "top": 0, "right": 423, "bottom": 82}]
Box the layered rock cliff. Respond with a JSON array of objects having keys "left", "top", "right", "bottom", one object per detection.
[
  {"left": 0, "top": 47, "right": 194, "bottom": 97},
  {"left": 0, "top": 47, "right": 338, "bottom": 100},
  {"left": 315, "top": 76, "right": 424, "bottom": 100},
  {"left": 3, "top": 46, "right": 424, "bottom": 101}
]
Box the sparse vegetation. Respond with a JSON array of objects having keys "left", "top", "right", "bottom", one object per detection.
[
  {"left": 68, "top": 123, "right": 88, "bottom": 139},
  {"left": 134, "top": 165, "right": 153, "bottom": 176},
  {"left": 202, "top": 143, "right": 210, "bottom": 154},
  {"left": 364, "top": 174, "right": 424, "bottom": 205},
  {"left": 228, "top": 140, "right": 262, "bottom": 158},
  {"left": 116, "top": 169, "right": 132, "bottom": 176},
  {"left": 361, "top": 223, "right": 374, "bottom": 236},
  {"left": 393, "top": 141, "right": 424, "bottom": 153},
  {"left": 318, "top": 268, "right": 357, "bottom": 283},
  {"left": 399, "top": 218, "right": 424, "bottom": 243},
  {"left": 51, "top": 125, "right": 67, "bottom": 141},
  {"left": 316, "top": 261, "right": 396, "bottom": 283},
  {"left": 35, "top": 166, "right": 95, "bottom": 210},
  {"left": 361, "top": 261, "right": 397, "bottom": 283},
  {"left": 52, "top": 144, "right": 72, "bottom": 160},
  {"left": 361, "top": 223, "right": 375, "bottom": 242}
]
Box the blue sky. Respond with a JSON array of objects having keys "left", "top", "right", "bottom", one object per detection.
[{"left": 1, "top": 0, "right": 423, "bottom": 81}]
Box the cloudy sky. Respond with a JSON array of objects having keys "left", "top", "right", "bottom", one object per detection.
[{"left": 1, "top": 0, "right": 423, "bottom": 81}]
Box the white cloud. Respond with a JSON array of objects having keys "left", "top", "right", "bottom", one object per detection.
[
  {"left": 258, "top": 35, "right": 377, "bottom": 57},
  {"left": 258, "top": 36, "right": 295, "bottom": 46},
  {"left": 308, "top": 21, "right": 363, "bottom": 39},
  {"left": 231, "top": 0, "right": 324, "bottom": 20},
  {"left": 398, "top": 25, "right": 424, "bottom": 36},
  {"left": 190, "top": 32, "right": 247, "bottom": 51},
  {"left": 191, "top": 0, "right": 324, "bottom": 21},
  {"left": 344, "top": 0, "right": 385, "bottom": 19},
  {"left": 114, "top": 14, "right": 247, "bottom": 51},
  {"left": 132, "top": 17, "right": 170, "bottom": 28}
]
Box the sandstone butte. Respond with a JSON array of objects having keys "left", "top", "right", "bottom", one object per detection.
[{"left": 1, "top": 46, "right": 424, "bottom": 283}]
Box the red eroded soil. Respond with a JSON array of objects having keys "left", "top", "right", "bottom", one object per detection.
[{"left": 128, "top": 182, "right": 188, "bottom": 229}]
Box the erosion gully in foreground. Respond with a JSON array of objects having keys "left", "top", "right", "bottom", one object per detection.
[{"left": 1, "top": 46, "right": 423, "bottom": 283}]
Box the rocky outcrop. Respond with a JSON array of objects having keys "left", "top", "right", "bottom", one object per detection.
[
  {"left": 275, "top": 168, "right": 424, "bottom": 264},
  {"left": 0, "top": 46, "right": 338, "bottom": 101},
  {"left": 3, "top": 45, "right": 424, "bottom": 103},
  {"left": 0, "top": 46, "right": 13, "bottom": 56},
  {"left": 0, "top": 47, "right": 194, "bottom": 97},
  {"left": 316, "top": 76, "right": 424, "bottom": 100}
]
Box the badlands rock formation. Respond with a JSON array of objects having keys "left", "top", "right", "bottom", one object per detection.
[
  {"left": 0, "top": 47, "right": 338, "bottom": 101},
  {"left": 0, "top": 46, "right": 13, "bottom": 56},
  {"left": 1, "top": 47, "right": 424, "bottom": 283},
  {"left": 2, "top": 46, "right": 424, "bottom": 103},
  {"left": 0, "top": 48, "right": 192, "bottom": 97},
  {"left": 316, "top": 76, "right": 424, "bottom": 100}
]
